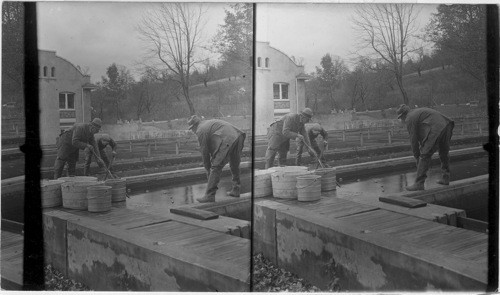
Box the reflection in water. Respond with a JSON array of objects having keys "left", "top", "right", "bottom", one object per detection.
[
  {"left": 340, "top": 156, "right": 488, "bottom": 197},
  {"left": 127, "top": 174, "right": 251, "bottom": 212}
]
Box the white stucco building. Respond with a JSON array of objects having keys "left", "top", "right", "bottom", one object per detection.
[
  {"left": 255, "top": 41, "right": 311, "bottom": 136},
  {"left": 38, "top": 50, "right": 96, "bottom": 145}
]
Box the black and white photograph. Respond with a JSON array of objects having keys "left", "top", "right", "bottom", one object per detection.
[{"left": 0, "top": 1, "right": 498, "bottom": 292}]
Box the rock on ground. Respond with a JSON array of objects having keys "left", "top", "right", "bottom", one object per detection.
[
  {"left": 252, "top": 253, "right": 341, "bottom": 292},
  {"left": 44, "top": 265, "right": 91, "bottom": 291}
]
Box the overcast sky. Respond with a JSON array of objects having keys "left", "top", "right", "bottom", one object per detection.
[
  {"left": 256, "top": 3, "right": 438, "bottom": 73},
  {"left": 37, "top": 2, "right": 227, "bottom": 83}
]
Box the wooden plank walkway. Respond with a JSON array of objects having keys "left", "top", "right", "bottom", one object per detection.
[
  {"left": 1, "top": 230, "right": 23, "bottom": 290},
  {"left": 274, "top": 196, "right": 488, "bottom": 266},
  {"left": 60, "top": 207, "right": 250, "bottom": 267}
]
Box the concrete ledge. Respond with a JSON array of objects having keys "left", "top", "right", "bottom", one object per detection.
[
  {"left": 254, "top": 199, "right": 487, "bottom": 291},
  {"left": 123, "top": 162, "right": 251, "bottom": 187},
  {"left": 43, "top": 208, "right": 250, "bottom": 291}
]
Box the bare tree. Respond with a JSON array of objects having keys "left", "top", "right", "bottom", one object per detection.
[
  {"left": 352, "top": 4, "right": 421, "bottom": 105},
  {"left": 138, "top": 3, "right": 206, "bottom": 116}
]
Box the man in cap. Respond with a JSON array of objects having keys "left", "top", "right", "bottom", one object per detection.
[
  {"left": 188, "top": 115, "right": 246, "bottom": 203},
  {"left": 296, "top": 122, "right": 329, "bottom": 166},
  {"left": 265, "top": 108, "right": 313, "bottom": 169},
  {"left": 397, "top": 104, "right": 454, "bottom": 190},
  {"left": 84, "top": 133, "right": 117, "bottom": 176},
  {"left": 54, "top": 118, "right": 104, "bottom": 179}
]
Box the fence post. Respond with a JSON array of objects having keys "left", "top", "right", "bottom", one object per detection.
[
  {"left": 15, "top": 124, "right": 19, "bottom": 136},
  {"left": 129, "top": 140, "right": 132, "bottom": 152},
  {"left": 342, "top": 131, "right": 346, "bottom": 142},
  {"left": 176, "top": 139, "right": 180, "bottom": 155},
  {"left": 387, "top": 130, "right": 392, "bottom": 145},
  {"left": 479, "top": 123, "right": 482, "bottom": 135},
  {"left": 147, "top": 140, "right": 151, "bottom": 158},
  {"left": 367, "top": 128, "right": 370, "bottom": 140},
  {"left": 461, "top": 123, "right": 464, "bottom": 136},
  {"left": 359, "top": 132, "right": 363, "bottom": 147},
  {"left": 154, "top": 138, "right": 157, "bottom": 150}
]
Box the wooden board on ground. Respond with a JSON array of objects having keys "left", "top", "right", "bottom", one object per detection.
[
  {"left": 170, "top": 207, "right": 219, "bottom": 220},
  {"left": 379, "top": 196, "right": 427, "bottom": 208}
]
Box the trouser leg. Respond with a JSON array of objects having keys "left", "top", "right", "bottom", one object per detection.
[
  {"left": 197, "top": 166, "right": 223, "bottom": 203},
  {"left": 277, "top": 141, "right": 289, "bottom": 166},
  {"left": 415, "top": 155, "right": 432, "bottom": 185},
  {"left": 265, "top": 148, "right": 277, "bottom": 169},
  {"left": 67, "top": 150, "right": 79, "bottom": 177},
  {"left": 228, "top": 135, "right": 245, "bottom": 197},
  {"left": 67, "top": 160, "right": 77, "bottom": 177},
  {"left": 437, "top": 123, "right": 453, "bottom": 184},
  {"left": 295, "top": 142, "right": 304, "bottom": 166},
  {"left": 83, "top": 153, "right": 92, "bottom": 176},
  {"left": 53, "top": 158, "right": 66, "bottom": 179}
]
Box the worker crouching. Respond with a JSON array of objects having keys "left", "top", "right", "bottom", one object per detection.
[
  {"left": 265, "top": 108, "right": 313, "bottom": 169},
  {"left": 397, "top": 104, "right": 454, "bottom": 191},
  {"left": 53, "top": 118, "right": 103, "bottom": 179},
  {"left": 188, "top": 115, "right": 246, "bottom": 203},
  {"left": 296, "top": 122, "right": 329, "bottom": 167}
]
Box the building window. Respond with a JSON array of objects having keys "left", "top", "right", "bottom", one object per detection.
[
  {"left": 43, "top": 66, "right": 48, "bottom": 77},
  {"left": 51, "top": 67, "right": 55, "bottom": 77},
  {"left": 273, "top": 83, "right": 289, "bottom": 100},
  {"left": 59, "top": 92, "right": 75, "bottom": 110},
  {"left": 265, "top": 58, "right": 270, "bottom": 68},
  {"left": 257, "top": 57, "right": 261, "bottom": 67}
]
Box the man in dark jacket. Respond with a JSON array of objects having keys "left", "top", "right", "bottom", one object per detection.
[
  {"left": 84, "top": 133, "right": 117, "bottom": 176},
  {"left": 296, "top": 123, "right": 328, "bottom": 166},
  {"left": 265, "top": 108, "right": 313, "bottom": 169},
  {"left": 397, "top": 104, "right": 454, "bottom": 190},
  {"left": 188, "top": 115, "right": 246, "bottom": 203},
  {"left": 54, "top": 118, "right": 103, "bottom": 179}
]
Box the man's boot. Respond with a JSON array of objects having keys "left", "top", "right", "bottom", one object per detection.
[
  {"left": 196, "top": 195, "right": 215, "bottom": 203},
  {"left": 406, "top": 156, "right": 430, "bottom": 191},
  {"left": 406, "top": 182, "right": 425, "bottom": 191},
  {"left": 227, "top": 185, "right": 240, "bottom": 197},
  {"left": 436, "top": 173, "right": 450, "bottom": 185},
  {"left": 196, "top": 168, "right": 221, "bottom": 203}
]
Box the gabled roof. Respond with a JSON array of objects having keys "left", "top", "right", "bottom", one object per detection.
[
  {"left": 296, "top": 73, "right": 313, "bottom": 80},
  {"left": 82, "top": 82, "right": 98, "bottom": 89}
]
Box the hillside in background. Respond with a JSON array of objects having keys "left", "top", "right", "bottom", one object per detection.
[
  {"left": 306, "top": 66, "right": 487, "bottom": 113},
  {"left": 97, "top": 75, "right": 252, "bottom": 124},
  {"left": 392, "top": 66, "right": 486, "bottom": 108}
]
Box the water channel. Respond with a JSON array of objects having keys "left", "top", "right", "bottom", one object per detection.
[{"left": 126, "top": 156, "right": 489, "bottom": 219}]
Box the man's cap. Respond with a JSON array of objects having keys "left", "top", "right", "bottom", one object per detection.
[
  {"left": 90, "top": 118, "right": 102, "bottom": 128},
  {"left": 396, "top": 104, "right": 410, "bottom": 119},
  {"left": 301, "top": 108, "right": 313, "bottom": 118},
  {"left": 95, "top": 133, "right": 110, "bottom": 141},
  {"left": 187, "top": 115, "right": 201, "bottom": 130},
  {"left": 306, "top": 123, "right": 322, "bottom": 132}
]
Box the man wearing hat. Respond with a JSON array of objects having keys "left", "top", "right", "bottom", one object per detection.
[
  {"left": 84, "top": 133, "right": 118, "bottom": 176},
  {"left": 396, "top": 104, "right": 454, "bottom": 190},
  {"left": 265, "top": 108, "right": 313, "bottom": 169},
  {"left": 296, "top": 122, "right": 329, "bottom": 166},
  {"left": 188, "top": 115, "right": 246, "bottom": 203},
  {"left": 53, "top": 118, "right": 104, "bottom": 179}
]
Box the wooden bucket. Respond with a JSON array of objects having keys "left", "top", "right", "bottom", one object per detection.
[
  {"left": 296, "top": 175, "right": 322, "bottom": 202},
  {"left": 41, "top": 180, "right": 65, "bottom": 208},
  {"left": 105, "top": 179, "right": 127, "bottom": 202},
  {"left": 314, "top": 167, "right": 337, "bottom": 192},
  {"left": 87, "top": 185, "right": 112, "bottom": 212},
  {"left": 254, "top": 170, "right": 274, "bottom": 198},
  {"left": 271, "top": 167, "right": 312, "bottom": 199},
  {"left": 61, "top": 180, "right": 100, "bottom": 210}
]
